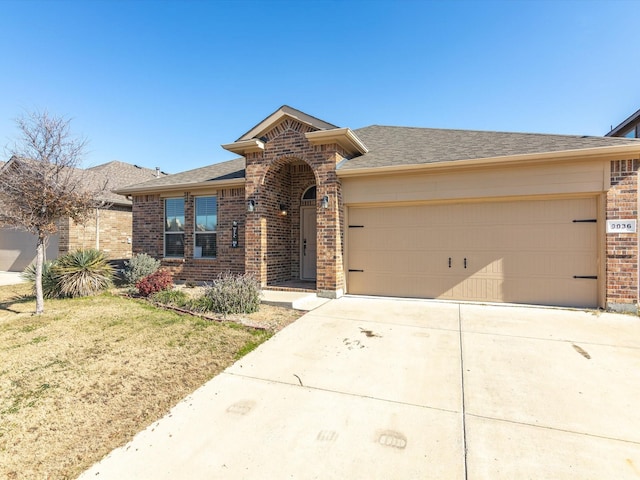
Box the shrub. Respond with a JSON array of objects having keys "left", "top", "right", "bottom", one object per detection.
[
  {"left": 200, "top": 273, "right": 261, "bottom": 315},
  {"left": 21, "top": 261, "right": 58, "bottom": 299},
  {"left": 151, "top": 289, "right": 188, "bottom": 307},
  {"left": 51, "top": 249, "right": 115, "bottom": 298},
  {"left": 136, "top": 269, "right": 173, "bottom": 297},
  {"left": 122, "top": 253, "right": 161, "bottom": 285}
]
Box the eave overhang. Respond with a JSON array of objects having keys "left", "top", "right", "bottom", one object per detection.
[
  {"left": 305, "top": 128, "right": 369, "bottom": 156},
  {"left": 221, "top": 138, "right": 265, "bottom": 156},
  {"left": 336, "top": 143, "right": 640, "bottom": 178},
  {"left": 115, "top": 177, "right": 246, "bottom": 196}
]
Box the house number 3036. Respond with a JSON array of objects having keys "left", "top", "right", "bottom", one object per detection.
[{"left": 606, "top": 220, "right": 637, "bottom": 233}]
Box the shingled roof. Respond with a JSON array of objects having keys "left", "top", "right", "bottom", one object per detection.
[
  {"left": 85, "top": 161, "right": 165, "bottom": 205},
  {"left": 116, "top": 157, "right": 245, "bottom": 194},
  {"left": 115, "top": 123, "right": 640, "bottom": 192},
  {"left": 1, "top": 158, "right": 162, "bottom": 206},
  {"left": 340, "top": 125, "right": 640, "bottom": 171}
]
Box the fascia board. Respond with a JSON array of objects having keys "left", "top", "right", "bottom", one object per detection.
[
  {"left": 305, "top": 128, "right": 369, "bottom": 155},
  {"left": 115, "top": 178, "right": 245, "bottom": 195},
  {"left": 221, "top": 139, "right": 265, "bottom": 155}
]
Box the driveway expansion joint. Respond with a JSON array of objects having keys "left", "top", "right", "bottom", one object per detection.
[
  {"left": 222, "top": 371, "right": 461, "bottom": 415},
  {"left": 466, "top": 413, "right": 640, "bottom": 446}
]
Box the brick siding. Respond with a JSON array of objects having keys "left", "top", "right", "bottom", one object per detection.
[
  {"left": 58, "top": 206, "right": 134, "bottom": 259},
  {"left": 606, "top": 159, "right": 639, "bottom": 310},
  {"left": 132, "top": 188, "right": 245, "bottom": 284},
  {"left": 244, "top": 118, "right": 347, "bottom": 296}
]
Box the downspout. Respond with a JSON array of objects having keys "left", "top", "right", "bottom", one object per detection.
[{"left": 95, "top": 208, "right": 100, "bottom": 250}]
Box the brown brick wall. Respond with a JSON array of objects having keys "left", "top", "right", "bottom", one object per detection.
[
  {"left": 244, "top": 118, "right": 347, "bottom": 296},
  {"left": 606, "top": 159, "right": 639, "bottom": 310},
  {"left": 58, "top": 206, "right": 134, "bottom": 260},
  {"left": 132, "top": 188, "right": 245, "bottom": 283}
]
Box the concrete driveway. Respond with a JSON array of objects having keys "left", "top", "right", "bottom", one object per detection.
[
  {"left": 0, "top": 271, "right": 25, "bottom": 286},
  {"left": 79, "top": 296, "right": 640, "bottom": 479}
]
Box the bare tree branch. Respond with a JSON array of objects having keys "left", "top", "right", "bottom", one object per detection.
[{"left": 0, "top": 110, "right": 107, "bottom": 313}]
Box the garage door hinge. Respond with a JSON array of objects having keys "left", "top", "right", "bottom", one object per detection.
[
  {"left": 348, "top": 225, "right": 364, "bottom": 228},
  {"left": 349, "top": 269, "right": 364, "bottom": 272},
  {"left": 573, "top": 275, "right": 597, "bottom": 279},
  {"left": 572, "top": 219, "right": 597, "bottom": 223}
]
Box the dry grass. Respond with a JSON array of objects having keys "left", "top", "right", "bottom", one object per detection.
[{"left": 0, "top": 284, "right": 302, "bottom": 479}]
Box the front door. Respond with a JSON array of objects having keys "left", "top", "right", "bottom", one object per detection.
[{"left": 301, "top": 206, "right": 317, "bottom": 280}]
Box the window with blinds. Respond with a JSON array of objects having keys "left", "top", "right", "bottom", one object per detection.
[
  {"left": 165, "top": 198, "right": 185, "bottom": 257},
  {"left": 194, "top": 196, "right": 217, "bottom": 258}
]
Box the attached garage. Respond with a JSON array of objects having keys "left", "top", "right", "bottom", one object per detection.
[
  {"left": 347, "top": 196, "right": 599, "bottom": 308},
  {"left": 0, "top": 229, "right": 59, "bottom": 272}
]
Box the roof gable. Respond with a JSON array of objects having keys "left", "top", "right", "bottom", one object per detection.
[{"left": 235, "top": 105, "right": 338, "bottom": 142}]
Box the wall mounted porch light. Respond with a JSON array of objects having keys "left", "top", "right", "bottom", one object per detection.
[
  {"left": 279, "top": 203, "right": 288, "bottom": 216},
  {"left": 247, "top": 199, "right": 256, "bottom": 212},
  {"left": 321, "top": 195, "right": 329, "bottom": 209}
]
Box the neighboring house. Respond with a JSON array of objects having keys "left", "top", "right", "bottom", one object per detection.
[
  {"left": 606, "top": 108, "right": 640, "bottom": 138},
  {"left": 118, "top": 106, "right": 640, "bottom": 312},
  {"left": 0, "top": 160, "right": 165, "bottom": 271}
]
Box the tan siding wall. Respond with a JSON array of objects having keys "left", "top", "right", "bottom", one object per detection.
[{"left": 341, "top": 161, "right": 606, "bottom": 205}]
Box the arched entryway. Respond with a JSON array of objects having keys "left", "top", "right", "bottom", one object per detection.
[
  {"left": 300, "top": 186, "right": 317, "bottom": 280},
  {"left": 256, "top": 158, "right": 318, "bottom": 288}
]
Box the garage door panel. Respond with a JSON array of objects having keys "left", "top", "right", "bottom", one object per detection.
[{"left": 347, "top": 198, "right": 598, "bottom": 308}]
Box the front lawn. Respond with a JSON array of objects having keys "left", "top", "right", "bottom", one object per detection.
[{"left": 0, "top": 284, "right": 301, "bottom": 479}]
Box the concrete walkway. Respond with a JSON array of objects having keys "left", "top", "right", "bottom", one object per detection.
[
  {"left": 79, "top": 296, "right": 640, "bottom": 479},
  {"left": 0, "top": 271, "right": 25, "bottom": 286}
]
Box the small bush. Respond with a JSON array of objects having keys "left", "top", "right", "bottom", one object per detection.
[
  {"left": 23, "top": 250, "right": 114, "bottom": 298},
  {"left": 151, "top": 289, "right": 188, "bottom": 307},
  {"left": 201, "top": 273, "right": 261, "bottom": 315},
  {"left": 21, "top": 261, "right": 58, "bottom": 299},
  {"left": 52, "top": 249, "right": 115, "bottom": 298},
  {"left": 122, "top": 253, "right": 161, "bottom": 285},
  {"left": 136, "top": 269, "right": 173, "bottom": 297}
]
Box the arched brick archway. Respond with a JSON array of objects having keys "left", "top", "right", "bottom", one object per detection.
[
  {"left": 242, "top": 128, "right": 346, "bottom": 297},
  {"left": 257, "top": 157, "right": 318, "bottom": 285}
]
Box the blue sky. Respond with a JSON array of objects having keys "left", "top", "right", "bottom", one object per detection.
[{"left": 1, "top": 0, "right": 639, "bottom": 173}]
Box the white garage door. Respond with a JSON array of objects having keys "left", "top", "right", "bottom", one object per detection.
[{"left": 347, "top": 197, "right": 598, "bottom": 308}]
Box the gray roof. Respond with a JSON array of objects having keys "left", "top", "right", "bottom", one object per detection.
[
  {"left": 115, "top": 124, "right": 640, "bottom": 192},
  {"left": 1, "top": 158, "right": 162, "bottom": 206},
  {"left": 85, "top": 161, "right": 164, "bottom": 205},
  {"left": 340, "top": 125, "right": 640, "bottom": 171},
  {"left": 116, "top": 157, "right": 245, "bottom": 193}
]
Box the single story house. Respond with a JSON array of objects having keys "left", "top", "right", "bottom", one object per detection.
[
  {"left": 117, "top": 106, "right": 640, "bottom": 312},
  {"left": 0, "top": 160, "right": 164, "bottom": 271}
]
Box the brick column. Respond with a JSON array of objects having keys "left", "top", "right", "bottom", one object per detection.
[
  {"left": 316, "top": 166, "right": 345, "bottom": 298},
  {"left": 244, "top": 152, "right": 268, "bottom": 286},
  {"left": 606, "top": 159, "right": 639, "bottom": 312}
]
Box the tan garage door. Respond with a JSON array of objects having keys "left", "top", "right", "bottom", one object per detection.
[{"left": 347, "top": 197, "right": 598, "bottom": 308}]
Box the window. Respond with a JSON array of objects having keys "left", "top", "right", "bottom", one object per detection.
[
  {"left": 194, "top": 196, "right": 217, "bottom": 258},
  {"left": 165, "top": 198, "right": 185, "bottom": 257},
  {"left": 302, "top": 185, "right": 317, "bottom": 200}
]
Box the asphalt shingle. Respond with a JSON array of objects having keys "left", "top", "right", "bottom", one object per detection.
[
  {"left": 340, "top": 125, "right": 640, "bottom": 171},
  {"left": 115, "top": 157, "right": 245, "bottom": 193}
]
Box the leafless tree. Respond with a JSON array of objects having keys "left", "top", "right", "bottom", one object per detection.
[{"left": 0, "top": 110, "right": 107, "bottom": 314}]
